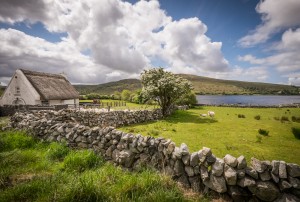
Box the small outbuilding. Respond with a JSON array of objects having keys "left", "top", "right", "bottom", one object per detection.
[{"left": 0, "top": 69, "right": 80, "bottom": 106}]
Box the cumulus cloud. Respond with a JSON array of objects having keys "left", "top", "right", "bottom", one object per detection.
[
  {"left": 0, "top": 28, "right": 135, "bottom": 84},
  {"left": 0, "top": 0, "right": 229, "bottom": 84},
  {"left": 239, "top": 0, "right": 300, "bottom": 47},
  {"left": 239, "top": 28, "right": 300, "bottom": 85}
]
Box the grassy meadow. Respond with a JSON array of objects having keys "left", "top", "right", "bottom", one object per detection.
[
  {"left": 0, "top": 130, "right": 207, "bottom": 202},
  {"left": 120, "top": 106, "right": 300, "bottom": 164},
  {"left": 80, "top": 99, "right": 157, "bottom": 111}
]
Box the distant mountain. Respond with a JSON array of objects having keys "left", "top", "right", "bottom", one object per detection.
[
  {"left": 179, "top": 74, "right": 300, "bottom": 95},
  {"left": 72, "top": 74, "right": 300, "bottom": 95}
]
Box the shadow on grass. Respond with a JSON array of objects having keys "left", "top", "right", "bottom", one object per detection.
[{"left": 164, "top": 110, "right": 218, "bottom": 124}]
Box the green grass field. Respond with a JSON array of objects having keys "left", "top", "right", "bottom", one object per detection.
[
  {"left": 80, "top": 99, "right": 157, "bottom": 111},
  {"left": 0, "top": 130, "right": 207, "bottom": 202},
  {"left": 120, "top": 106, "right": 300, "bottom": 164}
]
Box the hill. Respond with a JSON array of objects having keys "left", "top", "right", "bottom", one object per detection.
[
  {"left": 74, "top": 74, "right": 299, "bottom": 95},
  {"left": 179, "top": 74, "right": 300, "bottom": 95},
  {"left": 75, "top": 79, "right": 142, "bottom": 95}
]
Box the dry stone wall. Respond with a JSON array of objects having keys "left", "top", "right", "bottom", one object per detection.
[{"left": 8, "top": 110, "right": 300, "bottom": 202}]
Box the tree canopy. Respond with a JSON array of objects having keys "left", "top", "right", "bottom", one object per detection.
[{"left": 141, "top": 68, "right": 193, "bottom": 116}]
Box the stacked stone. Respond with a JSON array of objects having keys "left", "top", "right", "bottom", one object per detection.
[
  {"left": 10, "top": 109, "right": 163, "bottom": 129},
  {"left": 8, "top": 111, "right": 300, "bottom": 202}
]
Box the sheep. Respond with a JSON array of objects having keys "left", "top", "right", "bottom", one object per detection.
[{"left": 207, "top": 111, "right": 215, "bottom": 118}]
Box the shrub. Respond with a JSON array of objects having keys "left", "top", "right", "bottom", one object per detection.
[
  {"left": 62, "top": 150, "right": 104, "bottom": 172},
  {"left": 254, "top": 115, "right": 261, "bottom": 120},
  {"left": 46, "top": 142, "right": 69, "bottom": 161},
  {"left": 292, "top": 127, "right": 300, "bottom": 139},
  {"left": 281, "top": 116, "right": 289, "bottom": 122},
  {"left": 292, "top": 116, "right": 300, "bottom": 123},
  {"left": 238, "top": 114, "right": 246, "bottom": 118},
  {"left": 258, "top": 129, "right": 269, "bottom": 136}
]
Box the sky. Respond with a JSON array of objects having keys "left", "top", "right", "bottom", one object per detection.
[{"left": 0, "top": 0, "right": 300, "bottom": 86}]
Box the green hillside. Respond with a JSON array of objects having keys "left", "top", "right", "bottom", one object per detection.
[
  {"left": 75, "top": 79, "right": 142, "bottom": 95},
  {"left": 179, "top": 74, "right": 300, "bottom": 95},
  {"left": 74, "top": 74, "right": 299, "bottom": 95}
]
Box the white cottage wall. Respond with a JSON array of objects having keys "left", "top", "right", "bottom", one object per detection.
[{"left": 0, "top": 70, "right": 40, "bottom": 106}]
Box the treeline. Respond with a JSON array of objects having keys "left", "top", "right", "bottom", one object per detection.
[{"left": 80, "top": 89, "right": 197, "bottom": 106}]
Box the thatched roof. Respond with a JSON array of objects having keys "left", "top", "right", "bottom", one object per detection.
[{"left": 21, "top": 69, "right": 79, "bottom": 100}]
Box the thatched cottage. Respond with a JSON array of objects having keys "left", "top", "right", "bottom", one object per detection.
[{"left": 0, "top": 69, "right": 79, "bottom": 106}]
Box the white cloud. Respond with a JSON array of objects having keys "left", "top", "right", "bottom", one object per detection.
[
  {"left": 0, "top": 0, "right": 229, "bottom": 84},
  {"left": 239, "top": 0, "right": 300, "bottom": 47},
  {"left": 0, "top": 28, "right": 135, "bottom": 84}
]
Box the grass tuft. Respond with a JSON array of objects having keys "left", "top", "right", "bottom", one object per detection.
[
  {"left": 0, "top": 131, "right": 36, "bottom": 152},
  {"left": 238, "top": 114, "right": 246, "bottom": 118},
  {"left": 281, "top": 116, "right": 289, "bottom": 122},
  {"left": 258, "top": 129, "right": 269, "bottom": 136},
  {"left": 292, "top": 127, "right": 300, "bottom": 140},
  {"left": 46, "top": 142, "right": 69, "bottom": 161},
  {"left": 62, "top": 150, "right": 104, "bottom": 172},
  {"left": 292, "top": 116, "right": 300, "bottom": 123},
  {"left": 254, "top": 115, "right": 261, "bottom": 120}
]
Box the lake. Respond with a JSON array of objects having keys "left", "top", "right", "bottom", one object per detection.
[{"left": 196, "top": 95, "right": 300, "bottom": 106}]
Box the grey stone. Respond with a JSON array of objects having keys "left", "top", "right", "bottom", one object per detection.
[
  {"left": 190, "top": 152, "right": 200, "bottom": 167},
  {"left": 177, "top": 174, "right": 190, "bottom": 188},
  {"left": 118, "top": 150, "right": 135, "bottom": 168},
  {"left": 174, "top": 160, "right": 185, "bottom": 176},
  {"left": 237, "top": 169, "right": 245, "bottom": 179},
  {"left": 163, "top": 166, "right": 174, "bottom": 176},
  {"left": 279, "top": 180, "right": 292, "bottom": 191},
  {"left": 180, "top": 143, "right": 189, "bottom": 155},
  {"left": 202, "top": 147, "right": 212, "bottom": 156},
  {"left": 194, "top": 165, "right": 200, "bottom": 175},
  {"left": 287, "top": 163, "right": 300, "bottom": 178},
  {"left": 272, "top": 173, "right": 280, "bottom": 183},
  {"left": 251, "top": 157, "right": 267, "bottom": 173},
  {"left": 259, "top": 171, "right": 271, "bottom": 181},
  {"left": 206, "top": 154, "right": 216, "bottom": 165},
  {"left": 228, "top": 185, "right": 250, "bottom": 202},
  {"left": 237, "top": 155, "right": 247, "bottom": 169},
  {"left": 77, "top": 142, "right": 88, "bottom": 149},
  {"left": 200, "top": 165, "right": 209, "bottom": 181},
  {"left": 182, "top": 154, "right": 190, "bottom": 165},
  {"left": 272, "top": 160, "right": 280, "bottom": 175},
  {"left": 274, "top": 194, "right": 300, "bottom": 202},
  {"left": 185, "top": 166, "right": 195, "bottom": 177},
  {"left": 279, "top": 161, "right": 287, "bottom": 179},
  {"left": 288, "top": 176, "right": 300, "bottom": 189},
  {"left": 245, "top": 167, "right": 259, "bottom": 179},
  {"left": 237, "top": 176, "right": 256, "bottom": 187},
  {"left": 189, "top": 176, "right": 201, "bottom": 192},
  {"left": 198, "top": 149, "right": 206, "bottom": 163},
  {"left": 173, "top": 147, "right": 182, "bottom": 159},
  {"left": 167, "top": 142, "right": 175, "bottom": 155},
  {"left": 248, "top": 181, "right": 280, "bottom": 202},
  {"left": 224, "top": 164, "right": 237, "bottom": 185},
  {"left": 212, "top": 158, "right": 224, "bottom": 177},
  {"left": 204, "top": 175, "right": 227, "bottom": 193},
  {"left": 224, "top": 154, "right": 238, "bottom": 167}
]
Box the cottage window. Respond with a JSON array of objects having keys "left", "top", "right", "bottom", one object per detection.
[
  {"left": 15, "top": 87, "right": 20, "bottom": 94},
  {"left": 41, "top": 100, "right": 49, "bottom": 105}
]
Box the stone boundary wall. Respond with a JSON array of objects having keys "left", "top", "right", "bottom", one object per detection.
[
  {"left": 8, "top": 110, "right": 300, "bottom": 202},
  {"left": 0, "top": 105, "right": 69, "bottom": 117}
]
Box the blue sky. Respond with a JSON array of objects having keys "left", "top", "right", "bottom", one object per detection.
[{"left": 0, "top": 0, "right": 300, "bottom": 86}]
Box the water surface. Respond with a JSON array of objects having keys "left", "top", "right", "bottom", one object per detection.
[{"left": 196, "top": 95, "right": 300, "bottom": 106}]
